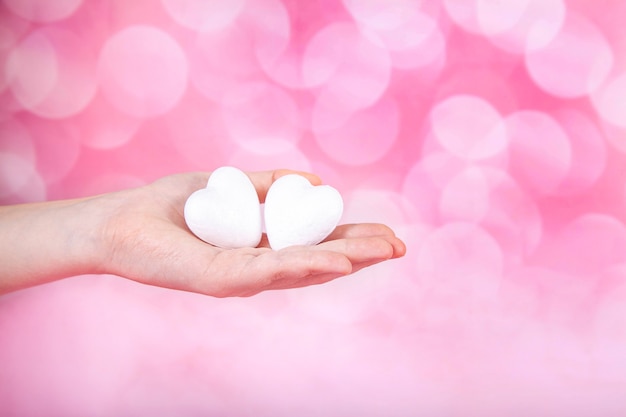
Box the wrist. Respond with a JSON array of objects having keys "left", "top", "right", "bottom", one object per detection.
[
  {"left": 59, "top": 196, "right": 111, "bottom": 278},
  {"left": 0, "top": 194, "right": 118, "bottom": 293}
]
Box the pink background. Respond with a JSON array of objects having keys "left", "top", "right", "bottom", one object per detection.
[{"left": 2, "top": 0, "right": 626, "bottom": 415}]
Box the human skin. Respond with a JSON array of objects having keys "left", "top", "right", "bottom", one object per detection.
[{"left": 0, "top": 169, "right": 406, "bottom": 297}]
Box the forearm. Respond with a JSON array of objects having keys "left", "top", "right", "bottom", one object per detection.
[
  {"left": 0, "top": 170, "right": 407, "bottom": 297},
  {"left": 0, "top": 197, "right": 108, "bottom": 294}
]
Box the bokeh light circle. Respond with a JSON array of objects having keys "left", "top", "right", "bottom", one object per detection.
[
  {"left": 98, "top": 25, "right": 188, "bottom": 118},
  {"left": 308, "top": 22, "right": 391, "bottom": 112},
  {"left": 552, "top": 109, "right": 607, "bottom": 196},
  {"left": 190, "top": 24, "right": 259, "bottom": 101},
  {"left": 506, "top": 110, "right": 572, "bottom": 195},
  {"left": 0, "top": 153, "right": 36, "bottom": 199},
  {"left": 592, "top": 72, "right": 626, "bottom": 129},
  {"left": 342, "top": 0, "right": 419, "bottom": 31},
  {"left": 402, "top": 152, "right": 468, "bottom": 223},
  {"left": 384, "top": 13, "right": 446, "bottom": 70},
  {"left": 3, "top": 0, "right": 83, "bottom": 23},
  {"left": 429, "top": 94, "right": 508, "bottom": 160},
  {"left": 0, "top": 153, "right": 46, "bottom": 203},
  {"left": 442, "top": 0, "right": 482, "bottom": 34},
  {"left": 601, "top": 119, "right": 626, "bottom": 154},
  {"left": 244, "top": 0, "right": 296, "bottom": 88},
  {"left": 0, "top": 118, "right": 42, "bottom": 203},
  {"left": 246, "top": 0, "right": 369, "bottom": 92},
  {"left": 228, "top": 142, "right": 312, "bottom": 172},
  {"left": 421, "top": 129, "right": 510, "bottom": 172},
  {"left": 444, "top": 0, "right": 565, "bottom": 52},
  {"left": 485, "top": 0, "right": 566, "bottom": 53},
  {"left": 314, "top": 97, "right": 399, "bottom": 166},
  {"left": 439, "top": 166, "right": 490, "bottom": 223},
  {"left": 0, "top": 10, "right": 30, "bottom": 49},
  {"left": 302, "top": 23, "right": 356, "bottom": 89},
  {"left": 165, "top": 96, "right": 235, "bottom": 170},
  {"left": 343, "top": 188, "right": 417, "bottom": 229},
  {"left": 161, "top": 0, "right": 246, "bottom": 32},
  {"left": 6, "top": 30, "right": 58, "bottom": 113},
  {"left": 525, "top": 13, "right": 614, "bottom": 98},
  {"left": 7, "top": 27, "right": 97, "bottom": 119},
  {"left": 0, "top": 11, "right": 31, "bottom": 93},
  {"left": 221, "top": 82, "right": 301, "bottom": 153},
  {"left": 476, "top": 0, "right": 530, "bottom": 36}
]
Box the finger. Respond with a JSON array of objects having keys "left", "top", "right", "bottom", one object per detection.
[
  {"left": 254, "top": 270, "right": 350, "bottom": 293},
  {"left": 247, "top": 169, "right": 322, "bottom": 203},
  {"left": 147, "top": 172, "right": 211, "bottom": 202},
  {"left": 263, "top": 237, "right": 400, "bottom": 291},
  {"left": 230, "top": 248, "right": 352, "bottom": 295},
  {"left": 324, "top": 224, "right": 407, "bottom": 259},
  {"left": 325, "top": 223, "right": 396, "bottom": 240},
  {"left": 273, "top": 169, "right": 322, "bottom": 185},
  {"left": 349, "top": 258, "right": 393, "bottom": 275},
  {"left": 306, "top": 236, "right": 396, "bottom": 265},
  {"left": 389, "top": 235, "right": 406, "bottom": 258},
  {"left": 264, "top": 249, "right": 352, "bottom": 291}
]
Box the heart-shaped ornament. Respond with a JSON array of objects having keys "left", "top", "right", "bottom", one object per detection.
[
  {"left": 184, "top": 166, "right": 262, "bottom": 249},
  {"left": 264, "top": 174, "right": 343, "bottom": 250}
]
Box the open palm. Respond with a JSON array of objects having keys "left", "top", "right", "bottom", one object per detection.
[{"left": 100, "top": 169, "right": 406, "bottom": 297}]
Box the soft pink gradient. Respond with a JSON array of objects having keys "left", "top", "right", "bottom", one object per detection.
[{"left": 2, "top": 0, "right": 626, "bottom": 415}]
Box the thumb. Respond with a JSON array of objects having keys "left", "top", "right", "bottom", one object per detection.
[{"left": 247, "top": 169, "right": 322, "bottom": 203}]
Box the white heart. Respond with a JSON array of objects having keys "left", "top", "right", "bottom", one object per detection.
[
  {"left": 184, "top": 166, "right": 262, "bottom": 249},
  {"left": 264, "top": 174, "right": 343, "bottom": 250}
]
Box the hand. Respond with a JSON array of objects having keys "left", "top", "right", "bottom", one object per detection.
[{"left": 97, "top": 170, "right": 406, "bottom": 297}]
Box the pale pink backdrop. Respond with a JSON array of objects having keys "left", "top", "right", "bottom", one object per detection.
[{"left": 2, "top": 0, "right": 626, "bottom": 415}]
